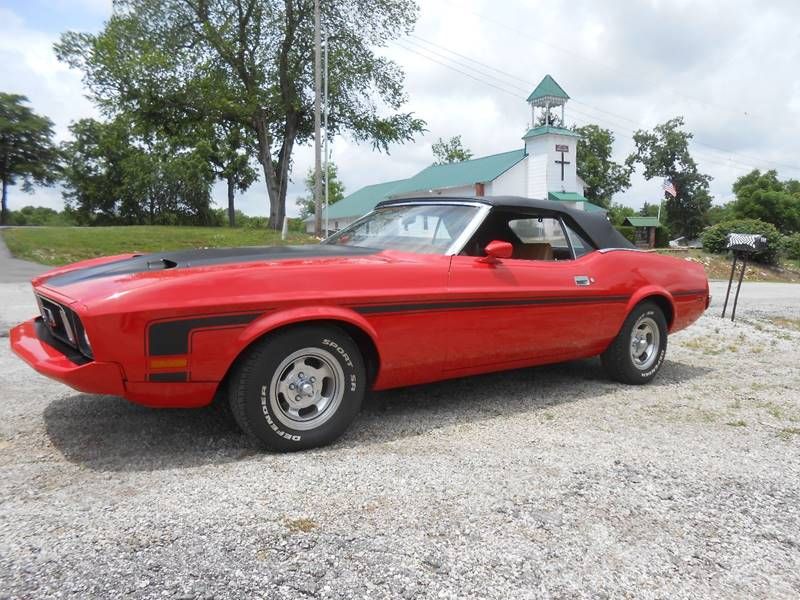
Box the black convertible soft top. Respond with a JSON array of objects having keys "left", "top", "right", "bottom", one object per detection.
[{"left": 376, "top": 196, "right": 634, "bottom": 250}]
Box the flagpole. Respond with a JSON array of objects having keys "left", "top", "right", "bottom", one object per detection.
[
  {"left": 313, "top": 0, "right": 322, "bottom": 236},
  {"left": 323, "top": 28, "right": 329, "bottom": 236}
]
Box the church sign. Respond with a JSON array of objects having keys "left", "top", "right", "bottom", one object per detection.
[{"left": 555, "top": 144, "right": 569, "bottom": 152}]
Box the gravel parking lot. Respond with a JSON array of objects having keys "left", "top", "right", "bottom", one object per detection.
[{"left": 1, "top": 275, "right": 799, "bottom": 599}]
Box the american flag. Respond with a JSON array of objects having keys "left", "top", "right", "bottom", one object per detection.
[{"left": 663, "top": 178, "right": 677, "bottom": 197}]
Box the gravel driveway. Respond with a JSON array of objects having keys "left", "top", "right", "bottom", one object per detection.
[{"left": 1, "top": 277, "right": 799, "bottom": 599}]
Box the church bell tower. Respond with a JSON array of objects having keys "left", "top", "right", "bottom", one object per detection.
[{"left": 523, "top": 75, "right": 584, "bottom": 205}]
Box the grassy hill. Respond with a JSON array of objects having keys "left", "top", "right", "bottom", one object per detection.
[
  {"left": 656, "top": 249, "right": 800, "bottom": 283},
  {"left": 2, "top": 226, "right": 316, "bottom": 266}
]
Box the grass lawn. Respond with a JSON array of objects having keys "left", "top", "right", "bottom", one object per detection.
[
  {"left": 1, "top": 226, "right": 316, "bottom": 266},
  {"left": 656, "top": 248, "right": 800, "bottom": 283}
]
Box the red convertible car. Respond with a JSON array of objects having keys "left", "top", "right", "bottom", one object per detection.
[{"left": 11, "top": 197, "right": 708, "bottom": 450}]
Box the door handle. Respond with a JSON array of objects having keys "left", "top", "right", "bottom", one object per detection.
[{"left": 574, "top": 275, "right": 592, "bottom": 287}]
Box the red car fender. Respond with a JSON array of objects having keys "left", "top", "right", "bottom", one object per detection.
[
  {"left": 32, "top": 253, "right": 139, "bottom": 288},
  {"left": 622, "top": 285, "right": 676, "bottom": 331},
  {"left": 231, "top": 304, "right": 381, "bottom": 369}
]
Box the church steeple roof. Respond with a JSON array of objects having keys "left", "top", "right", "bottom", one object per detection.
[{"left": 527, "top": 74, "right": 569, "bottom": 106}]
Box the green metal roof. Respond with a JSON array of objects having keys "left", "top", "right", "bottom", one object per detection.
[
  {"left": 548, "top": 191, "right": 588, "bottom": 202},
  {"left": 523, "top": 125, "right": 581, "bottom": 139},
  {"left": 624, "top": 216, "right": 661, "bottom": 227},
  {"left": 548, "top": 192, "right": 606, "bottom": 214},
  {"left": 582, "top": 201, "right": 607, "bottom": 213},
  {"left": 527, "top": 74, "right": 569, "bottom": 103},
  {"left": 387, "top": 149, "right": 527, "bottom": 197},
  {"left": 324, "top": 178, "right": 409, "bottom": 220},
  {"left": 319, "top": 150, "right": 527, "bottom": 221}
]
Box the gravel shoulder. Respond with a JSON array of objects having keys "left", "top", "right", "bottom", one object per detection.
[{"left": 1, "top": 282, "right": 799, "bottom": 599}]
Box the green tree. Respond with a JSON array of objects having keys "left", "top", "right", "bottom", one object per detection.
[
  {"left": 730, "top": 169, "right": 800, "bottom": 234},
  {"left": 61, "top": 118, "right": 215, "bottom": 225},
  {"left": 0, "top": 93, "right": 59, "bottom": 225},
  {"left": 7, "top": 205, "right": 72, "bottom": 226},
  {"left": 706, "top": 202, "right": 734, "bottom": 226},
  {"left": 195, "top": 123, "right": 257, "bottom": 227},
  {"left": 573, "top": 124, "right": 631, "bottom": 209},
  {"left": 639, "top": 201, "right": 660, "bottom": 218},
  {"left": 607, "top": 202, "right": 636, "bottom": 226},
  {"left": 128, "top": 102, "right": 257, "bottom": 227},
  {"left": 431, "top": 135, "right": 472, "bottom": 165},
  {"left": 57, "top": 0, "right": 425, "bottom": 230},
  {"left": 296, "top": 162, "right": 345, "bottom": 220},
  {"left": 626, "top": 117, "right": 712, "bottom": 238}
]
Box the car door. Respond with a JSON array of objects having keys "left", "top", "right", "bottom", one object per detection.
[{"left": 444, "top": 211, "right": 621, "bottom": 374}]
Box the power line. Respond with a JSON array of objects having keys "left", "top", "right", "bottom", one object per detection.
[
  {"left": 391, "top": 40, "right": 786, "bottom": 175},
  {"left": 398, "top": 34, "right": 800, "bottom": 173},
  {"left": 436, "top": 0, "right": 768, "bottom": 122},
  {"left": 393, "top": 41, "right": 524, "bottom": 99}
]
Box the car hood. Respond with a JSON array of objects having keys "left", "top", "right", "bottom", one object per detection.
[
  {"left": 39, "top": 245, "right": 378, "bottom": 288},
  {"left": 34, "top": 244, "right": 386, "bottom": 309}
]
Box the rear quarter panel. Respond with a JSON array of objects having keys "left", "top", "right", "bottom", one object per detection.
[{"left": 593, "top": 250, "right": 708, "bottom": 335}]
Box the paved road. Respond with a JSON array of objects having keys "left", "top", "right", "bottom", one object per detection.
[
  {"left": 709, "top": 280, "right": 800, "bottom": 318},
  {"left": 0, "top": 228, "right": 48, "bottom": 283}
]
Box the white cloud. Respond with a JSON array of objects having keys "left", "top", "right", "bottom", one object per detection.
[
  {"left": 0, "top": 7, "right": 99, "bottom": 211},
  {"left": 4, "top": 0, "right": 800, "bottom": 216}
]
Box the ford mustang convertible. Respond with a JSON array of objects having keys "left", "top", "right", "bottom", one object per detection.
[{"left": 11, "top": 197, "right": 708, "bottom": 450}]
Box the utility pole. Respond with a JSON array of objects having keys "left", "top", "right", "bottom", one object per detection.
[
  {"left": 313, "top": 0, "right": 322, "bottom": 236},
  {"left": 323, "top": 28, "right": 329, "bottom": 236}
]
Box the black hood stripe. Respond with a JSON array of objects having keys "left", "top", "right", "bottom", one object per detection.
[{"left": 45, "top": 245, "right": 377, "bottom": 287}]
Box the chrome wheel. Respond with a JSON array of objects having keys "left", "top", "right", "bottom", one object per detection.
[
  {"left": 630, "top": 315, "right": 660, "bottom": 371},
  {"left": 269, "top": 347, "right": 345, "bottom": 431}
]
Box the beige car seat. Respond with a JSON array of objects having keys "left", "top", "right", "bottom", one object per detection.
[{"left": 514, "top": 243, "right": 554, "bottom": 261}]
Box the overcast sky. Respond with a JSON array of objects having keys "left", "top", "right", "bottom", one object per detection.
[{"left": 2, "top": 0, "right": 800, "bottom": 217}]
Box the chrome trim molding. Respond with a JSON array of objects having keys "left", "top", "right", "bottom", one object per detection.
[
  {"left": 597, "top": 247, "right": 645, "bottom": 254},
  {"left": 446, "top": 204, "right": 492, "bottom": 256}
]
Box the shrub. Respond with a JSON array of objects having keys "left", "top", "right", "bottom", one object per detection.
[
  {"left": 782, "top": 232, "right": 800, "bottom": 260},
  {"left": 654, "top": 226, "right": 671, "bottom": 248},
  {"left": 701, "top": 218, "right": 782, "bottom": 264},
  {"left": 615, "top": 225, "right": 636, "bottom": 244},
  {"left": 8, "top": 206, "right": 74, "bottom": 226}
]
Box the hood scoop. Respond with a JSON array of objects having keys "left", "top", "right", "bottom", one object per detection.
[{"left": 146, "top": 258, "right": 179, "bottom": 271}]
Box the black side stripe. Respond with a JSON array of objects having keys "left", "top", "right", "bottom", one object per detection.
[
  {"left": 353, "top": 295, "right": 630, "bottom": 315},
  {"left": 148, "top": 313, "right": 261, "bottom": 356},
  {"left": 671, "top": 289, "right": 707, "bottom": 297},
  {"left": 149, "top": 372, "right": 188, "bottom": 382}
]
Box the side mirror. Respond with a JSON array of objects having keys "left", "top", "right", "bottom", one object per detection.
[{"left": 479, "top": 240, "right": 513, "bottom": 263}]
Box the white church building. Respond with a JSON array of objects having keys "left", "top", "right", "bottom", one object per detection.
[{"left": 308, "top": 75, "right": 604, "bottom": 233}]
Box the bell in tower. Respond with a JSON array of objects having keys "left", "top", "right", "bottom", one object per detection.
[{"left": 527, "top": 74, "right": 569, "bottom": 127}]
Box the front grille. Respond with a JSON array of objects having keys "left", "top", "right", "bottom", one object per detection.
[{"left": 36, "top": 294, "right": 93, "bottom": 360}]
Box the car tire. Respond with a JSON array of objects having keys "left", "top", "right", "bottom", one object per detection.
[
  {"left": 601, "top": 301, "right": 667, "bottom": 385},
  {"left": 229, "top": 325, "right": 366, "bottom": 451}
]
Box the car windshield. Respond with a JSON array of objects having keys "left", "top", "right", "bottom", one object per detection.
[{"left": 323, "top": 204, "right": 480, "bottom": 254}]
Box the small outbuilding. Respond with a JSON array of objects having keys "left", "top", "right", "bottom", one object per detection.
[{"left": 623, "top": 216, "right": 661, "bottom": 249}]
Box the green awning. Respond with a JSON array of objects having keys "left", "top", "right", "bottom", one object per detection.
[
  {"left": 624, "top": 216, "right": 661, "bottom": 227},
  {"left": 548, "top": 191, "right": 587, "bottom": 202}
]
